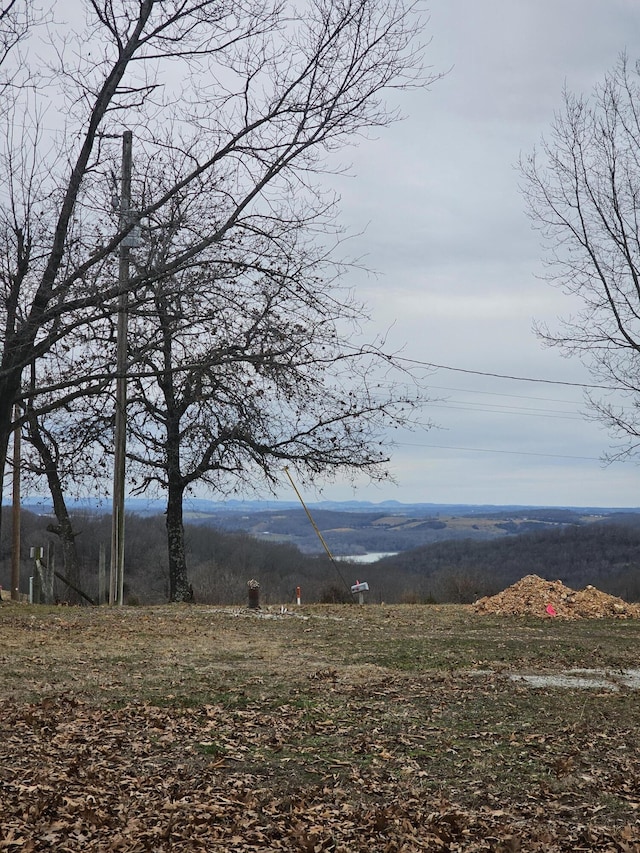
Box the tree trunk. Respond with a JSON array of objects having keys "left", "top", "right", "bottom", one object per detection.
[
  {"left": 0, "top": 373, "right": 21, "bottom": 546},
  {"left": 45, "top": 514, "right": 82, "bottom": 605},
  {"left": 165, "top": 412, "right": 191, "bottom": 601},
  {"left": 26, "top": 410, "right": 83, "bottom": 603},
  {"left": 166, "top": 477, "right": 191, "bottom": 602}
]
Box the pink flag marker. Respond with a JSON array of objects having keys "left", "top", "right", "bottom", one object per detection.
[{"left": 546, "top": 604, "right": 557, "bottom": 616}]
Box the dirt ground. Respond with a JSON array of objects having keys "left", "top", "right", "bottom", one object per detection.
[{"left": 1, "top": 599, "right": 640, "bottom": 851}]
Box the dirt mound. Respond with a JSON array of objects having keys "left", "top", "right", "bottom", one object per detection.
[{"left": 473, "top": 574, "right": 640, "bottom": 619}]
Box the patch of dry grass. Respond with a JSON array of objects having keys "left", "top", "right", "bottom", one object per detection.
[{"left": 2, "top": 602, "right": 640, "bottom": 850}]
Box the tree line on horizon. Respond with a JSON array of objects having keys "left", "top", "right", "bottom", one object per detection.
[{"left": 3, "top": 508, "right": 640, "bottom": 606}]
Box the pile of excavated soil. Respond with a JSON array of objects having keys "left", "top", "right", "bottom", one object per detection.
[{"left": 473, "top": 574, "right": 640, "bottom": 619}]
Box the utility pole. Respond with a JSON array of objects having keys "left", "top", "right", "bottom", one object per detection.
[
  {"left": 110, "top": 130, "right": 133, "bottom": 606},
  {"left": 10, "top": 406, "right": 20, "bottom": 601}
]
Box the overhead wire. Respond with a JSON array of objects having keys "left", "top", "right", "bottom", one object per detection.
[
  {"left": 425, "top": 384, "right": 584, "bottom": 405},
  {"left": 392, "top": 355, "right": 623, "bottom": 391},
  {"left": 425, "top": 401, "right": 584, "bottom": 420},
  {"left": 355, "top": 351, "right": 628, "bottom": 462},
  {"left": 394, "top": 441, "right": 602, "bottom": 462},
  {"left": 355, "top": 354, "right": 620, "bottom": 463}
]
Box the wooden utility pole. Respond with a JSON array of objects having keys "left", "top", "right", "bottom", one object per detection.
[
  {"left": 109, "top": 130, "right": 133, "bottom": 606},
  {"left": 10, "top": 406, "right": 20, "bottom": 600},
  {"left": 98, "top": 543, "right": 106, "bottom": 604}
]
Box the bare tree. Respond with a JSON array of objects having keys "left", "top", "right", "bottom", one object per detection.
[
  {"left": 21, "top": 358, "right": 112, "bottom": 601},
  {"left": 119, "top": 194, "right": 423, "bottom": 599},
  {"left": 19, "top": 145, "right": 427, "bottom": 600},
  {"left": 521, "top": 54, "right": 640, "bottom": 459},
  {"left": 0, "top": 1, "right": 37, "bottom": 72},
  {"left": 0, "top": 0, "right": 433, "bottom": 548}
]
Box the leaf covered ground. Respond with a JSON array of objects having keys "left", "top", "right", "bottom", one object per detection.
[{"left": 1, "top": 602, "right": 640, "bottom": 851}]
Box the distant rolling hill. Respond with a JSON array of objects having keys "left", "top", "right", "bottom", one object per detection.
[
  {"left": 19, "top": 496, "right": 640, "bottom": 559},
  {"left": 369, "top": 516, "right": 640, "bottom": 603},
  {"left": 181, "top": 505, "right": 636, "bottom": 557}
]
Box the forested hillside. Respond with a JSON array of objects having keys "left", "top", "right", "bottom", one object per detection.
[
  {"left": 374, "top": 518, "right": 640, "bottom": 603},
  {"left": 0, "top": 509, "right": 355, "bottom": 605},
  {"left": 3, "top": 508, "right": 640, "bottom": 605},
  {"left": 187, "top": 505, "right": 596, "bottom": 553}
]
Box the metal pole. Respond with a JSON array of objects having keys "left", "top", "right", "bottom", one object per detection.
[
  {"left": 10, "top": 406, "right": 20, "bottom": 600},
  {"left": 283, "top": 466, "right": 351, "bottom": 593},
  {"left": 110, "top": 130, "right": 132, "bottom": 606}
]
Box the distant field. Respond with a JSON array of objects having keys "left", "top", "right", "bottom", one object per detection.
[
  {"left": 191, "top": 506, "right": 617, "bottom": 557},
  {"left": 2, "top": 602, "right": 640, "bottom": 850}
]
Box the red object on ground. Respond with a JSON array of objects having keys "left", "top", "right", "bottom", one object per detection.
[{"left": 546, "top": 604, "right": 557, "bottom": 616}]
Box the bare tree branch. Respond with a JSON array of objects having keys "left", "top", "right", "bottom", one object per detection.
[
  {"left": 521, "top": 53, "right": 640, "bottom": 463},
  {"left": 1, "top": 0, "right": 436, "bottom": 597}
]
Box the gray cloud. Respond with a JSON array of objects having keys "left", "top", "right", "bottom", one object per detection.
[{"left": 310, "top": 1, "right": 640, "bottom": 507}]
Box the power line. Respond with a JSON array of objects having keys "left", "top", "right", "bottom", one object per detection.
[
  {"left": 397, "top": 441, "right": 603, "bottom": 462},
  {"left": 394, "top": 356, "right": 623, "bottom": 390},
  {"left": 426, "top": 384, "right": 583, "bottom": 405},
  {"left": 426, "top": 401, "right": 584, "bottom": 420}
]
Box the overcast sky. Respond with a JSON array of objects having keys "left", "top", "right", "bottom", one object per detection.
[
  {"left": 9, "top": 1, "right": 640, "bottom": 511},
  {"left": 296, "top": 0, "right": 640, "bottom": 509}
]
